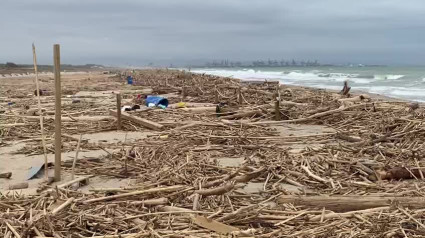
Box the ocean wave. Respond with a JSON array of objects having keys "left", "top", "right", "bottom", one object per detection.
[
  {"left": 373, "top": 74, "right": 404, "bottom": 80},
  {"left": 192, "top": 68, "right": 425, "bottom": 102},
  {"left": 364, "top": 86, "right": 423, "bottom": 98},
  {"left": 390, "top": 88, "right": 423, "bottom": 96},
  {"left": 193, "top": 68, "right": 374, "bottom": 84},
  {"left": 192, "top": 69, "right": 285, "bottom": 80}
]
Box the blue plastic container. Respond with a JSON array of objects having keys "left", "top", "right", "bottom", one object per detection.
[
  {"left": 127, "top": 76, "right": 133, "bottom": 85},
  {"left": 145, "top": 96, "right": 169, "bottom": 108}
]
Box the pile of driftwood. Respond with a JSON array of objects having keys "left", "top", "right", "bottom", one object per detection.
[{"left": 2, "top": 69, "right": 425, "bottom": 237}]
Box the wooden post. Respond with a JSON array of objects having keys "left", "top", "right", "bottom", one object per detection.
[
  {"left": 274, "top": 87, "right": 281, "bottom": 121},
  {"left": 214, "top": 86, "right": 219, "bottom": 104},
  {"left": 54, "top": 44, "right": 62, "bottom": 182},
  {"left": 116, "top": 93, "right": 122, "bottom": 130},
  {"left": 71, "top": 134, "right": 82, "bottom": 180},
  {"left": 238, "top": 87, "right": 243, "bottom": 105},
  {"left": 182, "top": 86, "right": 186, "bottom": 101},
  {"left": 32, "top": 44, "right": 49, "bottom": 181}
]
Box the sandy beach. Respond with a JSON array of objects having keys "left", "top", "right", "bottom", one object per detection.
[{"left": 1, "top": 68, "right": 425, "bottom": 237}]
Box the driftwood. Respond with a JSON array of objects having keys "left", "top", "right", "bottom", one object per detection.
[
  {"left": 339, "top": 80, "right": 351, "bottom": 96},
  {"left": 376, "top": 167, "right": 425, "bottom": 180},
  {"left": 84, "top": 185, "right": 185, "bottom": 203},
  {"left": 192, "top": 215, "right": 239, "bottom": 234},
  {"left": 338, "top": 94, "right": 370, "bottom": 103},
  {"left": 219, "top": 110, "right": 263, "bottom": 120},
  {"left": 195, "top": 183, "right": 234, "bottom": 196},
  {"left": 251, "top": 103, "right": 371, "bottom": 125},
  {"left": 278, "top": 195, "right": 425, "bottom": 212},
  {"left": 234, "top": 167, "right": 266, "bottom": 183},
  {"left": 23, "top": 115, "right": 113, "bottom": 122},
  {"left": 179, "top": 106, "right": 217, "bottom": 113},
  {"left": 0, "top": 172, "right": 12, "bottom": 179},
  {"left": 51, "top": 197, "right": 75, "bottom": 215},
  {"left": 4, "top": 68, "right": 425, "bottom": 237},
  {"left": 9, "top": 182, "right": 29, "bottom": 190},
  {"left": 130, "top": 198, "right": 169, "bottom": 206},
  {"left": 109, "top": 109, "right": 163, "bottom": 130}
]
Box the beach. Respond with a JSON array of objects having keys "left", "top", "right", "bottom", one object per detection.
[{"left": 1, "top": 68, "right": 425, "bottom": 237}]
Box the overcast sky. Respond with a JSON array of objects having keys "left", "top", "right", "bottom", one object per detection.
[{"left": 1, "top": 0, "right": 425, "bottom": 66}]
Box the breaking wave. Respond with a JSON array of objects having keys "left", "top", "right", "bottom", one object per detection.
[{"left": 191, "top": 68, "right": 425, "bottom": 102}]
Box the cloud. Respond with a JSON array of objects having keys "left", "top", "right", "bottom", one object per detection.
[{"left": 1, "top": 0, "right": 425, "bottom": 65}]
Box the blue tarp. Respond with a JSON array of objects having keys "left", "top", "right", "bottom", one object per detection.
[{"left": 145, "top": 96, "right": 169, "bottom": 108}]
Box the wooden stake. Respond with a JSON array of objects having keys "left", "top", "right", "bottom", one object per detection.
[
  {"left": 214, "top": 86, "right": 219, "bottom": 104},
  {"left": 238, "top": 87, "right": 243, "bottom": 105},
  {"left": 116, "top": 93, "right": 122, "bottom": 130},
  {"left": 182, "top": 86, "right": 186, "bottom": 100},
  {"left": 71, "top": 134, "right": 82, "bottom": 180},
  {"left": 32, "top": 44, "right": 49, "bottom": 181},
  {"left": 53, "top": 44, "right": 61, "bottom": 182},
  {"left": 274, "top": 93, "right": 281, "bottom": 121}
]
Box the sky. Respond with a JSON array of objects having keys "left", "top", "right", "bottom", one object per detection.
[{"left": 1, "top": 0, "right": 425, "bottom": 66}]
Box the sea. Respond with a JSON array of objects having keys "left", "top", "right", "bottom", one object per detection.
[{"left": 191, "top": 66, "right": 425, "bottom": 102}]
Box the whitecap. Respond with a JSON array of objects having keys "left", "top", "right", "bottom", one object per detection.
[{"left": 374, "top": 75, "right": 404, "bottom": 80}]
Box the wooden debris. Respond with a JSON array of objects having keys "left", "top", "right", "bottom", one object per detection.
[
  {"left": 192, "top": 215, "right": 239, "bottom": 234},
  {"left": 9, "top": 182, "right": 29, "bottom": 190},
  {"left": 3, "top": 68, "right": 425, "bottom": 237},
  {"left": 0, "top": 172, "right": 12, "bottom": 179},
  {"left": 195, "top": 183, "right": 234, "bottom": 196},
  {"left": 278, "top": 195, "right": 425, "bottom": 212},
  {"left": 84, "top": 185, "right": 186, "bottom": 203},
  {"left": 109, "top": 109, "right": 163, "bottom": 130},
  {"left": 340, "top": 80, "right": 351, "bottom": 96}
]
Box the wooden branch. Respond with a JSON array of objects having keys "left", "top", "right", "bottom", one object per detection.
[
  {"left": 130, "top": 197, "right": 168, "bottom": 206},
  {"left": 23, "top": 115, "right": 113, "bottom": 122},
  {"left": 51, "top": 197, "right": 75, "bottom": 215},
  {"left": 251, "top": 103, "right": 372, "bottom": 125},
  {"left": 71, "top": 134, "right": 82, "bottom": 180},
  {"left": 179, "top": 107, "right": 217, "bottom": 113},
  {"left": 195, "top": 183, "right": 234, "bottom": 196},
  {"left": 84, "top": 185, "right": 185, "bottom": 203},
  {"left": 6, "top": 221, "right": 21, "bottom": 238},
  {"left": 35, "top": 234, "right": 145, "bottom": 238},
  {"left": 338, "top": 94, "right": 370, "bottom": 103},
  {"left": 309, "top": 206, "right": 389, "bottom": 221},
  {"left": 234, "top": 167, "right": 266, "bottom": 183},
  {"left": 109, "top": 109, "right": 163, "bottom": 131},
  {"left": 300, "top": 164, "right": 329, "bottom": 184},
  {"left": 219, "top": 110, "right": 263, "bottom": 120}
]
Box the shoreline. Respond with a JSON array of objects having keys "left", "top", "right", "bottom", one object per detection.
[
  {"left": 193, "top": 72, "right": 416, "bottom": 104},
  {"left": 191, "top": 67, "right": 425, "bottom": 103}
]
